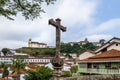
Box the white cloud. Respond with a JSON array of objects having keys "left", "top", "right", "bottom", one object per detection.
[
  {"left": 0, "top": 17, "right": 55, "bottom": 48},
  {"left": 84, "top": 34, "right": 113, "bottom": 42},
  {"left": 81, "top": 18, "right": 120, "bottom": 42},
  {"left": 88, "top": 18, "right": 120, "bottom": 34},
  {"left": 53, "top": 0, "right": 98, "bottom": 26},
  {"left": 0, "top": 0, "right": 98, "bottom": 49},
  {"left": 0, "top": 40, "right": 26, "bottom": 50}
]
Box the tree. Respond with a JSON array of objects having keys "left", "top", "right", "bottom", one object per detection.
[
  {"left": 99, "top": 39, "right": 106, "bottom": 46},
  {"left": 70, "top": 65, "right": 78, "bottom": 73},
  {"left": 0, "top": 63, "right": 5, "bottom": 68},
  {"left": 24, "top": 70, "right": 37, "bottom": 80},
  {"left": 82, "top": 42, "right": 98, "bottom": 51},
  {"left": 61, "top": 43, "right": 72, "bottom": 53},
  {"left": 2, "top": 65, "right": 9, "bottom": 79},
  {"left": 72, "top": 44, "right": 80, "bottom": 53},
  {"left": 0, "top": 0, "right": 56, "bottom": 20},
  {"left": 24, "top": 66, "right": 52, "bottom": 80},
  {"left": 44, "top": 48, "right": 55, "bottom": 56},
  {"left": 63, "top": 71, "right": 71, "bottom": 77},
  {"left": 60, "top": 42, "right": 99, "bottom": 54},
  {"left": 1, "top": 48, "right": 9, "bottom": 56},
  {"left": 12, "top": 58, "right": 27, "bottom": 73},
  {"left": 11, "top": 58, "right": 27, "bottom": 80}
]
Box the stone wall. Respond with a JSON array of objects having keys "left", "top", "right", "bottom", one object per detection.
[{"left": 64, "top": 74, "right": 120, "bottom": 80}]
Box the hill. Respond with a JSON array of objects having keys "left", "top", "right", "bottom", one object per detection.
[{"left": 15, "top": 47, "right": 55, "bottom": 56}]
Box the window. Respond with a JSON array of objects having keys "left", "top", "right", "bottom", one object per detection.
[
  {"left": 88, "top": 63, "right": 92, "bottom": 68},
  {"left": 116, "top": 44, "right": 118, "bottom": 46},
  {"left": 105, "top": 63, "right": 111, "bottom": 69},
  {"left": 93, "top": 64, "right": 99, "bottom": 69},
  {"left": 79, "top": 63, "right": 87, "bottom": 68},
  {"left": 118, "top": 63, "right": 120, "bottom": 68}
]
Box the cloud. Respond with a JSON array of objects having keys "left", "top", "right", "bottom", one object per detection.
[
  {"left": 78, "top": 18, "right": 120, "bottom": 42},
  {"left": 0, "top": 40, "right": 26, "bottom": 50},
  {"left": 0, "top": 17, "right": 55, "bottom": 48},
  {"left": 53, "top": 0, "right": 98, "bottom": 27},
  {"left": 87, "top": 18, "right": 120, "bottom": 34},
  {"left": 0, "top": 0, "right": 98, "bottom": 49},
  {"left": 84, "top": 34, "right": 113, "bottom": 42}
]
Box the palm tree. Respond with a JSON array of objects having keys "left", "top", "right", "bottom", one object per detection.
[
  {"left": 24, "top": 66, "right": 52, "bottom": 80},
  {"left": 11, "top": 58, "right": 27, "bottom": 80}
]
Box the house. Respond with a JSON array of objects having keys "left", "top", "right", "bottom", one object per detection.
[
  {"left": 95, "top": 37, "right": 120, "bottom": 54},
  {"left": 78, "top": 50, "right": 95, "bottom": 60},
  {"left": 28, "top": 38, "right": 47, "bottom": 48},
  {"left": 69, "top": 38, "right": 88, "bottom": 46},
  {"left": 0, "top": 56, "right": 52, "bottom": 66},
  {"left": 92, "top": 42, "right": 101, "bottom": 47},
  {"left": 69, "top": 38, "right": 102, "bottom": 47},
  {"left": 77, "top": 49, "right": 120, "bottom": 74},
  {"left": 69, "top": 53, "right": 77, "bottom": 59}
]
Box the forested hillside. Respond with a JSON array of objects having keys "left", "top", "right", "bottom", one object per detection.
[
  {"left": 15, "top": 42, "right": 99, "bottom": 56},
  {"left": 60, "top": 42, "right": 99, "bottom": 53}
]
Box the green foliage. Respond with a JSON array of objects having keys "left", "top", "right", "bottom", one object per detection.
[
  {"left": 82, "top": 42, "right": 98, "bottom": 51},
  {"left": 0, "top": 0, "right": 56, "bottom": 20},
  {"left": 44, "top": 48, "right": 55, "bottom": 55},
  {"left": 15, "top": 47, "right": 55, "bottom": 56},
  {"left": 0, "top": 63, "right": 5, "bottom": 68},
  {"left": 99, "top": 39, "right": 106, "bottom": 45},
  {"left": 12, "top": 58, "right": 27, "bottom": 73},
  {"left": 24, "top": 70, "right": 37, "bottom": 80},
  {"left": 16, "top": 42, "right": 98, "bottom": 56},
  {"left": 61, "top": 43, "right": 73, "bottom": 53},
  {"left": 61, "top": 42, "right": 99, "bottom": 54},
  {"left": 24, "top": 66, "right": 52, "bottom": 80},
  {"left": 70, "top": 65, "right": 78, "bottom": 73},
  {"left": 1, "top": 48, "right": 9, "bottom": 56},
  {"left": 64, "top": 71, "right": 71, "bottom": 77},
  {"left": 2, "top": 64, "right": 9, "bottom": 78}
]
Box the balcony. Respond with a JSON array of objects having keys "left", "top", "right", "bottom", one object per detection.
[{"left": 87, "top": 68, "right": 119, "bottom": 74}]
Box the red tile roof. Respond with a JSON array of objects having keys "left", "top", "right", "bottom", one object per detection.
[
  {"left": 91, "top": 49, "right": 120, "bottom": 58},
  {"left": 77, "top": 49, "right": 120, "bottom": 63}
]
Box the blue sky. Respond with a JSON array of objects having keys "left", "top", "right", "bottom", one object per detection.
[
  {"left": 95, "top": 0, "right": 120, "bottom": 24},
  {"left": 0, "top": 0, "right": 120, "bottom": 49}
]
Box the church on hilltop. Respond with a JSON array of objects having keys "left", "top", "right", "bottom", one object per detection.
[
  {"left": 69, "top": 38, "right": 88, "bottom": 46},
  {"left": 28, "top": 38, "right": 47, "bottom": 48},
  {"left": 69, "top": 38, "right": 102, "bottom": 47}
]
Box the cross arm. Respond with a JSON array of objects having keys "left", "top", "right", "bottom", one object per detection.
[{"left": 49, "top": 18, "right": 66, "bottom": 32}]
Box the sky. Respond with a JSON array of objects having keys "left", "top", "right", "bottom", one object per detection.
[{"left": 0, "top": 0, "right": 120, "bottom": 49}]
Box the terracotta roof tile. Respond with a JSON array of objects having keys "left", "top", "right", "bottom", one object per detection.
[
  {"left": 91, "top": 49, "right": 120, "bottom": 58},
  {"left": 79, "top": 57, "right": 120, "bottom": 62},
  {"left": 77, "top": 49, "right": 120, "bottom": 62}
]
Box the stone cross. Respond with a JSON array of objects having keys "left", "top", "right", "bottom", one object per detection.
[
  {"left": 49, "top": 18, "right": 66, "bottom": 80},
  {"left": 49, "top": 18, "right": 66, "bottom": 55}
]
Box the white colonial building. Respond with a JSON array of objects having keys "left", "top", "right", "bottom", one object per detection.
[
  {"left": 95, "top": 37, "right": 120, "bottom": 54},
  {"left": 0, "top": 56, "right": 52, "bottom": 66},
  {"left": 28, "top": 38, "right": 47, "bottom": 48},
  {"left": 78, "top": 50, "right": 95, "bottom": 60}
]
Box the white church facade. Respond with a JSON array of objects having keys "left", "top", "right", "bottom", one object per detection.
[{"left": 28, "top": 38, "right": 47, "bottom": 48}]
